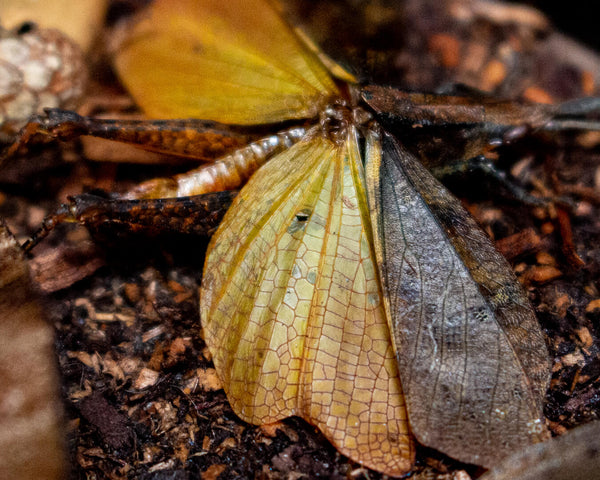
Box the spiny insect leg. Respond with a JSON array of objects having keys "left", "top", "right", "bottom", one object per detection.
[
  {"left": 22, "top": 191, "right": 237, "bottom": 253},
  {"left": 4, "top": 109, "right": 253, "bottom": 161}
]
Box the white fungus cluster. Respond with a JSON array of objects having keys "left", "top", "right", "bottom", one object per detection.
[{"left": 0, "top": 25, "right": 86, "bottom": 137}]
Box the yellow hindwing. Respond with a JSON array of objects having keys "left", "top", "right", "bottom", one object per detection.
[
  {"left": 201, "top": 129, "right": 414, "bottom": 475},
  {"left": 113, "top": 0, "right": 338, "bottom": 124}
]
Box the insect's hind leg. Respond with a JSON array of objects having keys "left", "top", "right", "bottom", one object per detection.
[
  {"left": 2, "top": 109, "right": 252, "bottom": 161},
  {"left": 23, "top": 190, "right": 237, "bottom": 254}
]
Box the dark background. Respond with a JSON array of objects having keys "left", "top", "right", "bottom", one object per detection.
[{"left": 522, "top": 1, "right": 598, "bottom": 50}]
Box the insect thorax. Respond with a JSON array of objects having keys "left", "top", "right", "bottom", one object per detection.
[{"left": 319, "top": 98, "right": 374, "bottom": 145}]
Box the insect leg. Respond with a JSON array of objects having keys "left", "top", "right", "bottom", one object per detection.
[
  {"left": 22, "top": 191, "right": 237, "bottom": 253},
  {"left": 124, "top": 126, "right": 307, "bottom": 199},
  {"left": 3, "top": 109, "right": 254, "bottom": 161}
]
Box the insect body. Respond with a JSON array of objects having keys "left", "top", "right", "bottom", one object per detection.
[
  {"left": 13, "top": 0, "right": 561, "bottom": 476},
  {"left": 107, "top": 0, "right": 554, "bottom": 474}
]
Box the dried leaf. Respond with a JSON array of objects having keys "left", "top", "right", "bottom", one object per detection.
[
  {"left": 480, "top": 421, "right": 600, "bottom": 480},
  {"left": 0, "top": 219, "right": 66, "bottom": 480}
]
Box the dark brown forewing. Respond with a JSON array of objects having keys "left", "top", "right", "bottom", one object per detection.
[
  {"left": 361, "top": 85, "right": 554, "bottom": 129},
  {"left": 360, "top": 85, "right": 555, "bottom": 173},
  {"left": 480, "top": 421, "right": 600, "bottom": 480},
  {"left": 0, "top": 219, "right": 66, "bottom": 480},
  {"left": 365, "top": 130, "right": 551, "bottom": 468}
]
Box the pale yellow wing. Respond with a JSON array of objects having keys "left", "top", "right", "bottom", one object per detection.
[
  {"left": 200, "top": 130, "right": 414, "bottom": 475},
  {"left": 113, "top": 0, "right": 338, "bottom": 124}
]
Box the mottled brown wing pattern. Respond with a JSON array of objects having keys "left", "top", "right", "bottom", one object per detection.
[{"left": 365, "top": 129, "right": 550, "bottom": 467}]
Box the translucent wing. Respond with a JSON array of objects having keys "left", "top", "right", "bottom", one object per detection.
[
  {"left": 201, "top": 129, "right": 414, "bottom": 475},
  {"left": 365, "top": 129, "right": 551, "bottom": 467},
  {"left": 114, "top": 0, "right": 338, "bottom": 124}
]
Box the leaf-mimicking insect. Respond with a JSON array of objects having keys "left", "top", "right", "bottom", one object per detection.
[
  {"left": 115, "top": 0, "right": 555, "bottom": 474},
  {"left": 12, "top": 0, "right": 581, "bottom": 476}
]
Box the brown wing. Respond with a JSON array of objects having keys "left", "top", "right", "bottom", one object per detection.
[{"left": 365, "top": 129, "right": 551, "bottom": 467}]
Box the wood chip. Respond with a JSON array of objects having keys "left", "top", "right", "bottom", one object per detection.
[
  {"left": 495, "top": 228, "right": 543, "bottom": 260},
  {"left": 576, "top": 327, "right": 594, "bottom": 348},
  {"left": 524, "top": 265, "right": 563, "bottom": 283},
  {"left": 134, "top": 367, "right": 160, "bottom": 389},
  {"left": 585, "top": 298, "right": 600, "bottom": 312},
  {"left": 202, "top": 464, "right": 227, "bottom": 480}
]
